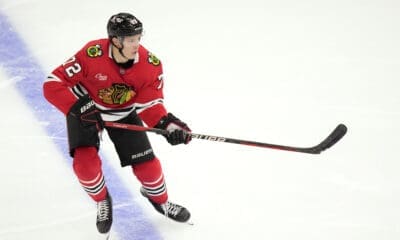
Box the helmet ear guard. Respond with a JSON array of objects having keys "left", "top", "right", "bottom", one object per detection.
[{"left": 110, "top": 36, "right": 124, "bottom": 49}]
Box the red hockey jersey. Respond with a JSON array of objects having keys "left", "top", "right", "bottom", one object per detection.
[{"left": 43, "top": 38, "right": 167, "bottom": 127}]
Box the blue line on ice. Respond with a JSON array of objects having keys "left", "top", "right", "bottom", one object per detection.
[{"left": 0, "top": 12, "right": 162, "bottom": 240}]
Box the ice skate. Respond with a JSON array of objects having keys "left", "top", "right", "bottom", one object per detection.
[
  {"left": 96, "top": 193, "right": 113, "bottom": 234},
  {"left": 140, "top": 187, "right": 191, "bottom": 223}
]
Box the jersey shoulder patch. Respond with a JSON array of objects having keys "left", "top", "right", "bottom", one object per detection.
[
  {"left": 86, "top": 44, "right": 103, "bottom": 58},
  {"left": 82, "top": 39, "right": 108, "bottom": 58},
  {"left": 147, "top": 52, "right": 160, "bottom": 66}
]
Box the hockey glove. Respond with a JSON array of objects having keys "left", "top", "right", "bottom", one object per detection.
[
  {"left": 67, "top": 95, "right": 104, "bottom": 130},
  {"left": 155, "top": 113, "right": 191, "bottom": 145}
]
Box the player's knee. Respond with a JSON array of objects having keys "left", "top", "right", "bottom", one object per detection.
[
  {"left": 132, "top": 157, "right": 162, "bottom": 180},
  {"left": 73, "top": 147, "right": 101, "bottom": 177}
]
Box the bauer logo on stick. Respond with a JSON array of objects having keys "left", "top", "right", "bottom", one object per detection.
[{"left": 183, "top": 133, "right": 226, "bottom": 142}]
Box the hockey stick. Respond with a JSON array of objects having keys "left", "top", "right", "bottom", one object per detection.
[{"left": 104, "top": 121, "right": 347, "bottom": 154}]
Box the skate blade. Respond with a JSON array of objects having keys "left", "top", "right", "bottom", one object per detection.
[{"left": 100, "top": 231, "right": 111, "bottom": 240}]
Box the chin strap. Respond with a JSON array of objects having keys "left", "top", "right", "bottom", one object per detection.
[{"left": 118, "top": 46, "right": 128, "bottom": 59}]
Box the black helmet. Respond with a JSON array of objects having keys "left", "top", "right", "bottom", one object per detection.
[{"left": 107, "top": 13, "right": 143, "bottom": 38}]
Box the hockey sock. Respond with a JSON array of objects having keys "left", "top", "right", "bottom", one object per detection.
[
  {"left": 73, "top": 146, "right": 107, "bottom": 202},
  {"left": 132, "top": 157, "right": 168, "bottom": 204}
]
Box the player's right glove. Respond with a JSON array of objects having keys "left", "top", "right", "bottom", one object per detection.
[
  {"left": 155, "top": 113, "right": 191, "bottom": 145},
  {"left": 66, "top": 94, "right": 104, "bottom": 157},
  {"left": 67, "top": 94, "right": 104, "bottom": 131}
]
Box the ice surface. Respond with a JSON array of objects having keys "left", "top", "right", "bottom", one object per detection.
[{"left": 0, "top": 0, "right": 399, "bottom": 239}]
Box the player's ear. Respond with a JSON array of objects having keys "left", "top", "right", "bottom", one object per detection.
[{"left": 111, "top": 37, "right": 122, "bottom": 48}]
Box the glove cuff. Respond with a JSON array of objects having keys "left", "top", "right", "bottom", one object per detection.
[{"left": 155, "top": 113, "right": 190, "bottom": 131}]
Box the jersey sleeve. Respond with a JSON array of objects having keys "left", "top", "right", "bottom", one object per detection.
[
  {"left": 135, "top": 62, "right": 168, "bottom": 127},
  {"left": 43, "top": 51, "right": 87, "bottom": 115}
]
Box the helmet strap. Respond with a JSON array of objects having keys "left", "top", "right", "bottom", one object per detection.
[
  {"left": 117, "top": 37, "right": 129, "bottom": 59},
  {"left": 110, "top": 36, "right": 129, "bottom": 60},
  {"left": 110, "top": 37, "right": 134, "bottom": 69}
]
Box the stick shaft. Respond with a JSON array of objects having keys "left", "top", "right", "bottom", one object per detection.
[{"left": 104, "top": 121, "right": 347, "bottom": 154}]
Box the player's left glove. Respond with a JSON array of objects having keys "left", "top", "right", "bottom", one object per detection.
[{"left": 155, "top": 113, "right": 191, "bottom": 145}]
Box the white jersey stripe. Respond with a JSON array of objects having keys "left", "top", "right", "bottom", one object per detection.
[
  {"left": 134, "top": 98, "right": 164, "bottom": 114},
  {"left": 45, "top": 74, "right": 62, "bottom": 83}
]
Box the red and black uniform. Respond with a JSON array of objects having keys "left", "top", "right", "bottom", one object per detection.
[
  {"left": 44, "top": 38, "right": 166, "bottom": 124},
  {"left": 43, "top": 39, "right": 169, "bottom": 204}
]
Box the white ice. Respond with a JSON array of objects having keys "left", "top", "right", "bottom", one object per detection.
[{"left": 0, "top": 0, "right": 399, "bottom": 239}]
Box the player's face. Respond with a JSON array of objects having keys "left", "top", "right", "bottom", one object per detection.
[{"left": 122, "top": 34, "right": 141, "bottom": 59}]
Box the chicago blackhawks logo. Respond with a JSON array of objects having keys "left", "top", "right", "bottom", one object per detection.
[
  {"left": 98, "top": 83, "right": 136, "bottom": 105},
  {"left": 147, "top": 52, "right": 160, "bottom": 66},
  {"left": 87, "top": 45, "right": 103, "bottom": 57}
]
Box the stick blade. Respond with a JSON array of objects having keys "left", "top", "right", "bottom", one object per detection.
[{"left": 309, "top": 124, "right": 347, "bottom": 154}]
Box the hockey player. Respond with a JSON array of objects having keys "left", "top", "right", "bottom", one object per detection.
[{"left": 43, "top": 12, "right": 191, "bottom": 235}]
